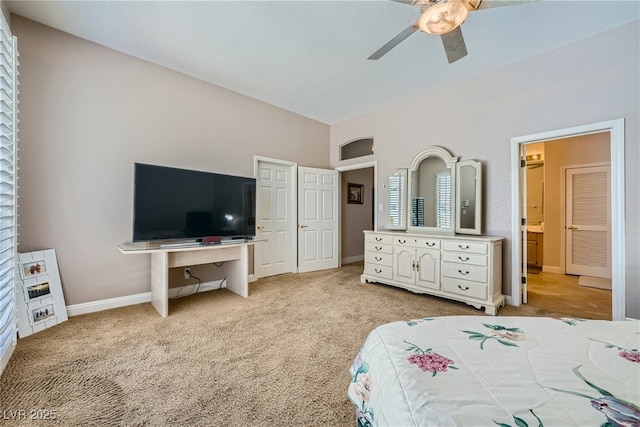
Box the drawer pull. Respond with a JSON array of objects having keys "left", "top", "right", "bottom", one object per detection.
[
  {"left": 426, "top": 242, "right": 436, "bottom": 247},
  {"left": 458, "top": 285, "right": 470, "bottom": 291},
  {"left": 375, "top": 256, "right": 382, "bottom": 261},
  {"left": 375, "top": 246, "right": 383, "bottom": 251},
  {"left": 458, "top": 256, "right": 469, "bottom": 262},
  {"left": 458, "top": 244, "right": 470, "bottom": 250},
  {"left": 375, "top": 237, "right": 382, "bottom": 241},
  {"left": 458, "top": 269, "right": 470, "bottom": 275},
  {"left": 397, "top": 239, "right": 406, "bottom": 244},
  {"left": 375, "top": 268, "right": 382, "bottom": 273}
]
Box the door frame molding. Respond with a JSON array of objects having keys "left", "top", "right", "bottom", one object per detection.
[
  {"left": 336, "top": 160, "right": 378, "bottom": 267},
  {"left": 510, "top": 119, "right": 625, "bottom": 320},
  {"left": 335, "top": 160, "right": 378, "bottom": 229},
  {"left": 253, "top": 156, "right": 298, "bottom": 274}
]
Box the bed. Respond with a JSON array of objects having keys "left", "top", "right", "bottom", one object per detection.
[{"left": 348, "top": 316, "right": 640, "bottom": 427}]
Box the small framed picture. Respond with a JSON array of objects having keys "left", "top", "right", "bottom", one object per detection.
[
  {"left": 348, "top": 183, "right": 364, "bottom": 204},
  {"left": 30, "top": 302, "right": 55, "bottom": 325},
  {"left": 24, "top": 281, "right": 51, "bottom": 302},
  {"left": 20, "top": 259, "right": 47, "bottom": 279}
]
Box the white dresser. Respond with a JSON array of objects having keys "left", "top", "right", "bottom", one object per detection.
[{"left": 362, "top": 230, "right": 504, "bottom": 315}]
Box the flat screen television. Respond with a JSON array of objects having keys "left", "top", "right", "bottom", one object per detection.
[{"left": 132, "top": 163, "right": 256, "bottom": 243}]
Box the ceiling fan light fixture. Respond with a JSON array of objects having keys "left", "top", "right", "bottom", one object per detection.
[{"left": 418, "top": 0, "right": 469, "bottom": 35}]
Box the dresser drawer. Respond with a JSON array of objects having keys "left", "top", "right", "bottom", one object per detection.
[
  {"left": 443, "top": 241, "right": 488, "bottom": 254},
  {"left": 365, "top": 251, "right": 392, "bottom": 267},
  {"left": 365, "top": 242, "right": 393, "bottom": 254},
  {"left": 442, "top": 278, "right": 487, "bottom": 300},
  {"left": 366, "top": 233, "right": 393, "bottom": 245},
  {"left": 412, "top": 237, "right": 441, "bottom": 249},
  {"left": 442, "top": 262, "right": 487, "bottom": 283},
  {"left": 442, "top": 251, "right": 487, "bottom": 266},
  {"left": 364, "top": 264, "right": 393, "bottom": 280},
  {"left": 393, "top": 236, "right": 440, "bottom": 249}
]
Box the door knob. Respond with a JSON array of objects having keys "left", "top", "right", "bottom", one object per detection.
[{"left": 568, "top": 225, "right": 577, "bottom": 230}]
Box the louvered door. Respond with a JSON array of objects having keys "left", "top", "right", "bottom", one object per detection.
[{"left": 566, "top": 165, "right": 611, "bottom": 278}]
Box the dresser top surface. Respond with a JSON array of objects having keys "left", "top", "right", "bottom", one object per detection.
[{"left": 364, "top": 230, "right": 504, "bottom": 243}]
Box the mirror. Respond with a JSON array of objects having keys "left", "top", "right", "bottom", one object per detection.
[
  {"left": 384, "top": 146, "right": 483, "bottom": 235},
  {"left": 407, "top": 146, "right": 458, "bottom": 235},
  {"left": 456, "top": 160, "right": 482, "bottom": 235},
  {"left": 386, "top": 169, "right": 407, "bottom": 230}
]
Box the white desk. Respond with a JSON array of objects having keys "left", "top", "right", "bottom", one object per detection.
[{"left": 118, "top": 241, "right": 257, "bottom": 317}]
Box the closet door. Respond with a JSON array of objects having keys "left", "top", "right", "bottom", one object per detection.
[
  {"left": 254, "top": 158, "right": 296, "bottom": 279},
  {"left": 565, "top": 165, "right": 611, "bottom": 279},
  {"left": 297, "top": 167, "right": 338, "bottom": 273}
]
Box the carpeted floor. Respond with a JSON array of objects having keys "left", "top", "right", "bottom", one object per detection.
[{"left": 0, "top": 263, "right": 574, "bottom": 426}]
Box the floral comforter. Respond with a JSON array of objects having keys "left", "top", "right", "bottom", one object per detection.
[{"left": 348, "top": 316, "right": 640, "bottom": 427}]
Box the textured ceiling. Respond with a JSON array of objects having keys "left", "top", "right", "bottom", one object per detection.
[{"left": 6, "top": 0, "right": 639, "bottom": 124}]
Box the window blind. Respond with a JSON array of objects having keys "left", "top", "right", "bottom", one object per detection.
[{"left": 0, "top": 13, "right": 17, "bottom": 375}]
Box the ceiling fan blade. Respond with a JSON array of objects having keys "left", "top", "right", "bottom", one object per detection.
[
  {"left": 368, "top": 24, "right": 419, "bottom": 60},
  {"left": 440, "top": 26, "right": 468, "bottom": 64},
  {"left": 475, "top": 0, "right": 535, "bottom": 11}
]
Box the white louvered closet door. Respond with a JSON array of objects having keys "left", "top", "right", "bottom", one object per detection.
[
  {"left": 565, "top": 165, "right": 611, "bottom": 279},
  {"left": 0, "top": 12, "right": 18, "bottom": 376}
]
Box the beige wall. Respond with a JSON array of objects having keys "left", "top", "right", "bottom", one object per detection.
[
  {"left": 12, "top": 16, "right": 330, "bottom": 305},
  {"left": 341, "top": 168, "right": 374, "bottom": 262},
  {"left": 542, "top": 133, "right": 610, "bottom": 269},
  {"left": 330, "top": 22, "right": 640, "bottom": 318}
]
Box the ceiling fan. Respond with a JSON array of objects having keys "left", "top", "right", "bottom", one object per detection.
[{"left": 368, "top": 0, "right": 518, "bottom": 64}]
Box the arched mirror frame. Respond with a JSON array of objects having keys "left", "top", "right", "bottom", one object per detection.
[{"left": 407, "top": 146, "right": 459, "bottom": 235}]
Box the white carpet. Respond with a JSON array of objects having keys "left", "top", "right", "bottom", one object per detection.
[{"left": 579, "top": 276, "right": 612, "bottom": 290}]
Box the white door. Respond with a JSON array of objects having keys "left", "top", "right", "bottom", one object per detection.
[
  {"left": 297, "top": 167, "right": 339, "bottom": 273},
  {"left": 254, "top": 159, "right": 295, "bottom": 278},
  {"left": 519, "top": 145, "right": 528, "bottom": 303},
  {"left": 566, "top": 165, "right": 611, "bottom": 278}
]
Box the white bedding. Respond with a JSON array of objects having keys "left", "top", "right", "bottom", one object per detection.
[{"left": 348, "top": 316, "right": 640, "bottom": 426}]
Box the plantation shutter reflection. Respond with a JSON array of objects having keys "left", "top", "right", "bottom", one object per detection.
[
  {"left": 435, "top": 172, "right": 451, "bottom": 228},
  {"left": 0, "top": 13, "right": 17, "bottom": 375},
  {"left": 387, "top": 169, "right": 406, "bottom": 230}
]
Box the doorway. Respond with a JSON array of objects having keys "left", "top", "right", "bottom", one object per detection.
[
  {"left": 511, "top": 119, "right": 626, "bottom": 320},
  {"left": 336, "top": 161, "right": 377, "bottom": 267}
]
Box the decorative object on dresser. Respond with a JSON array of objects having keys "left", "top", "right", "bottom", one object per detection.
[
  {"left": 362, "top": 145, "right": 504, "bottom": 315},
  {"left": 15, "top": 249, "right": 68, "bottom": 337}
]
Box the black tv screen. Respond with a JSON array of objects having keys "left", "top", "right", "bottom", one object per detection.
[{"left": 132, "top": 163, "right": 256, "bottom": 242}]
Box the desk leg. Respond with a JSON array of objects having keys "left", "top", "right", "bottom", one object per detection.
[
  {"left": 151, "top": 252, "right": 169, "bottom": 317},
  {"left": 225, "top": 244, "right": 249, "bottom": 297}
]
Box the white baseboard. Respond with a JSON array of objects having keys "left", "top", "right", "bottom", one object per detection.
[
  {"left": 542, "top": 265, "right": 562, "bottom": 274},
  {"left": 342, "top": 255, "right": 364, "bottom": 265},
  {"left": 66, "top": 280, "right": 228, "bottom": 316},
  {"left": 66, "top": 292, "right": 151, "bottom": 317},
  {"left": 504, "top": 295, "right": 513, "bottom": 306}
]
